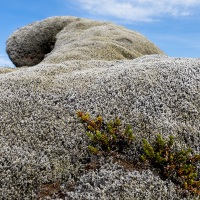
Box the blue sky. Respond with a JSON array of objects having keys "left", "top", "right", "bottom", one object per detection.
[{"left": 1, "top": 0, "right": 200, "bottom": 67}]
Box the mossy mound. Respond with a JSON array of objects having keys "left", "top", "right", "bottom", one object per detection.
[
  {"left": 0, "top": 55, "right": 199, "bottom": 199},
  {"left": 6, "top": 16, "right": 164, "bottom": 67}
]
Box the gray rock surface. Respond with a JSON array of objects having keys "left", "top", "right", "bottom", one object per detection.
[
  {"left": 0, "top": 55, "right": 199, "bottom": 199},
  {"left": 6, "top": 16, "right": 164, "bottom": 67},
  {"left": 6, "top": 16, "right": 77, "bottom": 67}
]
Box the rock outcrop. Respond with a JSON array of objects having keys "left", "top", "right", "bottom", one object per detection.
[
  {"left": 0, "top": 54, "right": 200, "bottom": 199},
  {"left": 6, "top": 16, "right": 164, "bottom": 67}
]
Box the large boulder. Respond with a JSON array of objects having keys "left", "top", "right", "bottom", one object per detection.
[
  {"left": 6, "top": 16, "right": 164, "bottom": 67},
  {"left": 0, "top": 55, "right": 200, "bottom": 199}
]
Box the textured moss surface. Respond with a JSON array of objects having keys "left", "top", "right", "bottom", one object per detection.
[
  {"left": 0, "top": 55, "right": 200, "bottom": 199},
  {"left": 6, "top": 16, "right": 164, "bottom": 67}
]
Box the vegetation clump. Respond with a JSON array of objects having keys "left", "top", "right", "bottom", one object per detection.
[
  {"left": 76, "top": 111, "right": 135, "bottom": 155},
  {"left": 141, "top": 134, "right": 200, "bottom": 194},
  {"left": 77, "top": 111, "right": 200, "bottom": 195}
]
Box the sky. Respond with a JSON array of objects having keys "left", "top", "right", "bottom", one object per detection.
[{"left": 1, "top": 0, "right": 200, "bottom": 68}]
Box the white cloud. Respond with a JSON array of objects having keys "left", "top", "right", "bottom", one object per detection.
[
  {"left": 0, "top": 54, "right": 14, "bottom": 68},
  {"left": 74, "top": 0, "right": 200, "bottom": 21}
]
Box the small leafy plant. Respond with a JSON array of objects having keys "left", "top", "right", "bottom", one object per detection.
[
  {"left": 141, "top": 134, "right": 200, "bottom": 194},
  {"left": 76, "top": 111, "right": 135, "bottom": 155},
  {"left": 76, "top": 110, "right": 200, "bottom": 195}
]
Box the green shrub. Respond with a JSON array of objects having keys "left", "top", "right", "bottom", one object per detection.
[
  {"left": 76, "top": 111, "right": 135, "bottom": 155},
  {"left": 77, "top": 111, "right": 200, "bottom": 195},
  {"left": 141, "top": 134, "right": 200, "bottom": 194}
]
